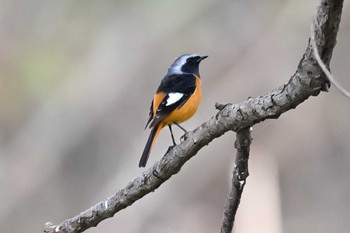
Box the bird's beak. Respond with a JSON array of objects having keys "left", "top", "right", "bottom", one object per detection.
[{"left": 197, "top": 55, "right": 208, "bottom": 62}]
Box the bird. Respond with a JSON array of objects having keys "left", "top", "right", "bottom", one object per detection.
[{"left": 139, "top": 54, "right": 207, "bottom": 167}]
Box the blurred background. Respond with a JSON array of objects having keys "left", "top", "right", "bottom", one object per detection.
[{"left": 1, "top": 0, "right": 350, "bottom": 232}]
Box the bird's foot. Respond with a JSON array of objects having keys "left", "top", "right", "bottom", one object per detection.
[
  {"left": 166, "top": 144, "right": 176, "bottom": 154},
  {"left": 180, "top": 132, "right": 189, "bottom": 142}
]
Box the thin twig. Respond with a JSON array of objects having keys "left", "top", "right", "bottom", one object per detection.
[
  {"left": 220, "top": 128, "right": 252, "bottom": 233},
  {"left": 310, "top": 5, "right": 350, "bottom": 98}
]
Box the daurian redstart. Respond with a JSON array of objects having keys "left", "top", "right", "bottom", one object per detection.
[{"left": 139, "top": 54, "right": 207, "bottom": 167}]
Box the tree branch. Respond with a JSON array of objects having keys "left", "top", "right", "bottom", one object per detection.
[
  {"left": 44, "top": 0, "right": 344, "bottom": 232},
  {"left": 220, "top": 128, "right": 252, "bottom": 233}
]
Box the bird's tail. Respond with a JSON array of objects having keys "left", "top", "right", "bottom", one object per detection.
[{"left": 139, "top": 124, "right": 162, "bottom": 167}]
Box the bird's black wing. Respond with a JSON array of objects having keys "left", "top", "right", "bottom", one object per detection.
[{"left": 148, "top": 73, "right": 197, "bottom": 128}]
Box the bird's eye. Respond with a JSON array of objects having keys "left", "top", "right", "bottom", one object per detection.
[{"left": 187, "top": 56, "right": 199, "bottom": 63}]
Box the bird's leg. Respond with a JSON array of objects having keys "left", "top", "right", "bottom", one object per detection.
[
  {"left": 168, "top": 124, "right": 176, "bottom": 146},
  {"left": 173, "top": 123, "right": 190, "bottom": 141},
  {"left": 174, "top": 122, "right": 188, "bottom": 133}
]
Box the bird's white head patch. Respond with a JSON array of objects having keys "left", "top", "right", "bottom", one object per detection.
[{"left": 167, "top": 54, "right": 199, "bottom": 75}]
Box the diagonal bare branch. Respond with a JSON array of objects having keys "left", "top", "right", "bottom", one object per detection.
[{"left": 43, "top": 0, "right": 344, "bottom": 232}]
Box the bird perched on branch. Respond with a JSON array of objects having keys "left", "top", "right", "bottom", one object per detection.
[{"left": 139, "top": 54, "right": 207, "bottom": 167}]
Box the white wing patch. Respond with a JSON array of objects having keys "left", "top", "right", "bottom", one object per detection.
[{"left": 166, "top": 93, "right": 184, "bottom": 106}]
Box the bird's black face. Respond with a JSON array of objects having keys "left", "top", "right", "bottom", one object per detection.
[{"left": 181, "top": 55, "right": 208, "bottom": 77}]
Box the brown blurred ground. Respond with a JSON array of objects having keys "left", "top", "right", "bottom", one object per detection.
[{"left": 0, "top": 0, "right": 350, "bottom": 232}]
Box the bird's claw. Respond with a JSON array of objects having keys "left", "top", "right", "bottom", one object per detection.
[
  {"left": 180, "top": 132, "right": 189, "bottom": 142},
  {"left": 166, "top": 144, "right": 176, "bottom": 153}
]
